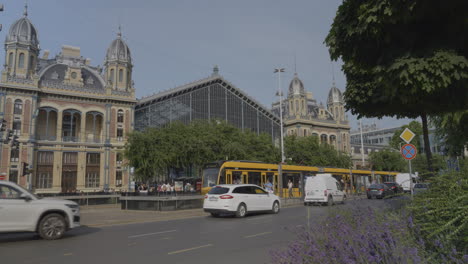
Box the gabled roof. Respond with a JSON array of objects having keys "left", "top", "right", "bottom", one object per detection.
[{"left": 136, "top": 75, "right": 280, "bottom": 123}]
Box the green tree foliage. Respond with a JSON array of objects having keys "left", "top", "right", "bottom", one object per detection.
[
  {"left": 408, "top": 169, "right": 468, "bottom": 259},
  {"left": 412, "top": 154, "right": 447, "bottom": 180},
  {"left": 124, "top": 120, "right": 280, "bottom": 182},
  {"left": 284, "top": 135, "right": 352, "bottom": 168},
  {"left": 325, "top": 0, "right": 468, "bottom": 171},
  {"left": 369, "top": 149, "right": 406, "bottom": 172},
  {"left": 431, "top": 110, "right": 468, "bottom": 157},
  {"left": 390, "top": 121, "right": 423, "bottom": 151}
]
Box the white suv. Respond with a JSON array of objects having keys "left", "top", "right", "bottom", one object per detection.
[
  {"left": 0, "top": 180, "right": 80, "bottom": 240},
  {"left": 203, "top": 184, "right": 280, "bottom": 217}
]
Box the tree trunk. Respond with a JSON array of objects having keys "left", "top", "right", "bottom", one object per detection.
[{"left": 421, "top": 113, "right": 433, "bottom": 172}]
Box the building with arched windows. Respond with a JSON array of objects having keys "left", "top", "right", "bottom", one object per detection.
[
  {"left": 272, "top": 72, "right": 350, "bottom": 152},
  {"left": 0, "top": 7, "right": 136, "bottom": 193}
]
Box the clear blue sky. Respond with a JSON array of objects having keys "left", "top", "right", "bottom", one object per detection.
[{"left": 1, "top": 0, "right": 412, "bottom": 130}]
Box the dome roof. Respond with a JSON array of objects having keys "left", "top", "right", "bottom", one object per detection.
[
  {"left": 5, "top": 13, "right": 39, "bottom": 48},
  {"left": 288, "top": 73, "right": 305, "bottom": 96},
  {"left": 106, "top": 33, "right": 131, "bottom": 63},
  {"left": 327, "top": 85, "right": 343, "bottom": 104}
]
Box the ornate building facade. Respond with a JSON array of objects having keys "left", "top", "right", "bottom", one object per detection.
[
  {"left": 272, "top": 73, "right": 350, "bottom": 152},
  {"left": 0, "top": 9, "right": 136, "bottom": 193}
]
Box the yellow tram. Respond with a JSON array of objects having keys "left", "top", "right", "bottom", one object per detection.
[{"left": 201, "top": 160, "right": 398, "bottom": 197}]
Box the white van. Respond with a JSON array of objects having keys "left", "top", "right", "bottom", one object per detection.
[
  {"left": 304, "top": 174, "right": 346, "bottom": 206},
  {"left": 395, "top": 173, "right": 418, "bottom": 192}
]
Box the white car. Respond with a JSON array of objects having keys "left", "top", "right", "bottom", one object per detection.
[
  {"left": 304, "top": 174, "right": 346, "bottom": 206},
  {"left": 0, "top": 180, "right": 80, "bottom": 240},
  {"left": 203, "top": 184, "right": 280, "bottom": 218}
]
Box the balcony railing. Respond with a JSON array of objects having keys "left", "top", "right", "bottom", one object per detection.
[
  {"left": 36, "top": 135, "right": 57, "bottom": 141},
  {"left": 62, "top": 136, "right": 80, "bottom": 142}
]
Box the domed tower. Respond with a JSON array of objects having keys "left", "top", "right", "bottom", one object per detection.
[
  {"left": 4, "top": 5, "right": 39, "bottom": 78},
  {"left": 327, "top": 83, "right": 345, "bottom": 122},
  {"left": 104, "top": 29, "right": 133, "bottom": 91},
  {"left": 287, "top": 73, "right": 307, "bottom": 117}
]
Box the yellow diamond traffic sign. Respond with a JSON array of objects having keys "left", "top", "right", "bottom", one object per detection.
[{"left": 400, "top": 128, "right": 415, "bottom": 143}]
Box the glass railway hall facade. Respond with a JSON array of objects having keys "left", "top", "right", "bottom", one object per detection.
[{"left": 135, "top": 67, "right": 281, "bottom": 141}]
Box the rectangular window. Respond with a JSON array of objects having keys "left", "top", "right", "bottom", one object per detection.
[
  {"left": 117, "top": 128, "right": 124, "bottom": 141},
  {"left": 10, "top": 148, "right": 19, "bottom": 162},
  {"left": 85, "top": 153, "right": 100, "bottom": 188},
  {"left": 12, "top": 120, "right": 21, "bottom": 135},
  {"left": 116, "top": 153, "right": 123, "bottom": 166},
  {"left": 9, "top": 170, "right": 18, "bottom": 183},
  {"left": 116, "top": 170, "right": 122, "bottom": 187},
  {"left": 36, "top": 172, "right": 53, "bottom": 189},
  {"left": 36, "top": 152, "right": 54, "bottom": 189}
]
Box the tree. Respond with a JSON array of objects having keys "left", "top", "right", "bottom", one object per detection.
[
  {"left": 431, "top": 110, "right": 468, "bottom": 158},
  {"left": 369, "top": 149, "right": 406, "bottom": 172},
  {"left": 326, "top": 0, "right": 468, "bottom": 172},
  {"left": 285, "top": 135, "right": 352, "bottom": 168},
  {"left": 389, "top": 121, "right": 423, "bottom": 151}
]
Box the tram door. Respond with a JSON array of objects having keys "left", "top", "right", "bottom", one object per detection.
[
  {"left": 225, "top": 170, "right": 232, "bottom": 184},
  {"left": 232, "top": 171, "right": 242, "bottom": 184}
]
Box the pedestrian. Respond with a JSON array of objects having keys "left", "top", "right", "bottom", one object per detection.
[
  {"left": 288, "top": 179, "right": 293, "bottom": 198},
  {"left": 264, "top": 179, "right": 273, "bottom": 194}
]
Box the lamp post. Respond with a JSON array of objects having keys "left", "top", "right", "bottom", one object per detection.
[
  {"left": 274, "top": 68, "right": 285, "bottom": 163},
  {"left": 359, "top": 120, "right": 365, "bottom": 168}
]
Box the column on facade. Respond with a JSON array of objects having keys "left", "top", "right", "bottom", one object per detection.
[
  {"left": 77, "top": 152, "right": 86, "bottom": 190},
  {"left": 56, "top": 111, "right": 63, "bottom": 141},
  {"left": 80, "top": 112, "right": 86, "bottom": 142},
  {"left": 53, "top": 151, "right": 62, "bottom": 191}
]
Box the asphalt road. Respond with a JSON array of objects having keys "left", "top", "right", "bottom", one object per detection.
[{"left": 0, "top": 199, "right": 402, "bottom": 264}]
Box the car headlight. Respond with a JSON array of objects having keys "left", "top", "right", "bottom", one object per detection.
[{"left": 66, "top": 204, "right": 79, "bottom": 209}]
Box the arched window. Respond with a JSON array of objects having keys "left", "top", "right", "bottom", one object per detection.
[
  {"left": 295, "top": 100, "right": 299, "bottom": 112},
  {"left": 18, "top": 53, "right": 25, "bottom": 68},
  {"left": 119, "top": 69, "right": 123, "bottom": 83},
  {"left": 302, "top": 101, "right": 305, "bottom": 112},
  {"left": 110, "top": 69, "right": 115, "bottom": 83},
  {"left": 8, "top": 53, "right": 13, "bottom": 67},
  {"left": 14, "top": 99, "right": 23, "bottom": 115},
  {"left": 117, "top": 109, "right": 124, "bottom": 123},
  {"left": 29, "top": 55, "right": 34, "bottom": 70}
]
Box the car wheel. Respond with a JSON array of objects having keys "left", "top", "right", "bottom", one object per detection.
[
  {"left": 304, "top": 202, "right": 308, "bottom": 206},
  {"left": 367, "top": 196, "right": 371, "bottom": 199},
  {"left": 327, "top": 196, "right": 334, "bottom": 206},
  {"left": 38, "top": 213, "right": 66, "bottom": 240},
  {"left": 271, "top": 201, "right": 280, "bottom": 214},
  {"left": 236, "top": 203, "right": 247, "bottom": 218},
  {"left": 210, "top": 213, "right": 220, "bottom": 218}
]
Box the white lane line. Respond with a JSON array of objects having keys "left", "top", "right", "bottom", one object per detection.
[
  {"left": 128, "top": 229, "right": 177, "bottom": 239},
  {"left": 244, "top": 231, "right": 272, "bottom": 238},
  {"left": 168, "top": 244, "right": 213, "bottom": 255},
  {"left": 296, "top": 224, "right": 303, "bottom": 227}
]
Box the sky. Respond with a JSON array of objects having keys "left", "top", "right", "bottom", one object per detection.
[{"left": 1, "top": 0, "right": 413, "bottom": 131}]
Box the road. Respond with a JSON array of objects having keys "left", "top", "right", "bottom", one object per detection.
[{"left": 0, "top": 199, "right": 399, "bottom": 264}]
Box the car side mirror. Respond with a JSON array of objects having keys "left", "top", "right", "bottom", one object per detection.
[{"left": 20, "top": 193, "right": 32, "bottom": 201}]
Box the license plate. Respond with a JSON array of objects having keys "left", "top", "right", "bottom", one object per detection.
[
  {"left": 371, "top": 190, "right": 378, "bottom": 192},
  {"left": 209, "top": 197, "right": 218, "bottom": 201}
]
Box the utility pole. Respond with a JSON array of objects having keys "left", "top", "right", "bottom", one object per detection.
[{"left": 274, "top": 68, "right": 285, "bottom": 163}]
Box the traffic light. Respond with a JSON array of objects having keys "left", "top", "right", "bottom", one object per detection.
[
  {"left": 22, "top": 162, "right": 30, "bottom": 176},
  {"left": 0, "top": 119, "right": 6, "bottom": 132}
]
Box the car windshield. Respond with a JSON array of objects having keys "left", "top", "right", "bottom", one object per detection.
[
  {"left": 415, "top": 183, "right": 428, "bottom": 188},
  {"left": 384, "top": 182, "right": 396, "bottom": 187},
  {"left": 202, "top": 168, "right": 220, "bottom": 187},
  {"left": 208, "top": 187, "right": 229, "bottom": 195},
  {"left": 369, "top": 184, "right": 383, "bottom": 189}
]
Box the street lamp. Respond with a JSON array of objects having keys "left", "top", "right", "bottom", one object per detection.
[
  {"left": 274, "top": 68, "right": 285, "bottom": 163},
  {"left": 359, "top": 119, "right": 365, "bottom": 168}
]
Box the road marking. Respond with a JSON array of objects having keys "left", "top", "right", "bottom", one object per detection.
[
  {"left": 244, "top": 231, "right": 272, "bottom": 238},
  {"left": 167, "top": 244, "right": 213, "bottom": 255},
  {"left": 63, "top": 253, "right": 73, "bottom": 256},
  {"left": 296, "top": 224, "right": 303, "bottom": 227},
  {"left": 128, "top": 229, "right": 177, "bottom": 239}
]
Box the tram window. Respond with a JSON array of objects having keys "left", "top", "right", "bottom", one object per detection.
[
  {"left": 283, "top": 173, "right": 300, "bottom": 188},
  {"left": 248, "top": 172, "right": 261, "bottom": 186},
  {"left": 266, "top": 172, "right": 274, "bottom": 185},
  {"left": 219, "top": 171, "right": 226, "bottom": 184},
  {"left": 233, "top": 171, "right": 242, "bottom": 184}
]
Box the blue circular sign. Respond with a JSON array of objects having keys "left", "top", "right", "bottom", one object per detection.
[{"left": 401, "top": 144, "right": 417, "bottom": 160}]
